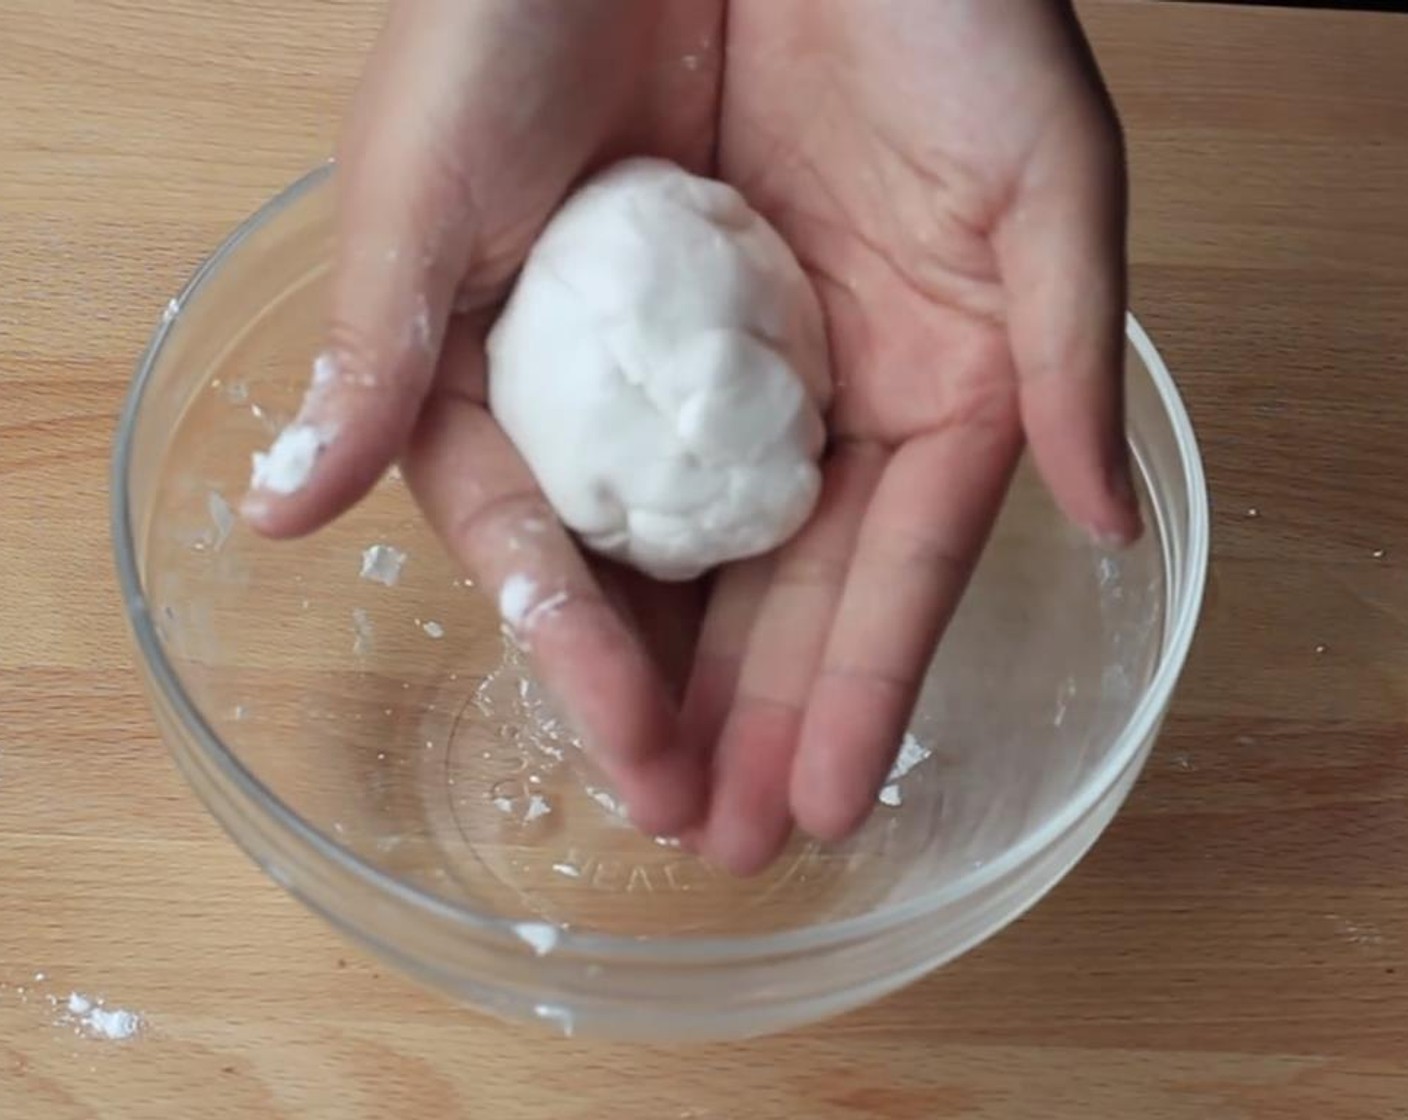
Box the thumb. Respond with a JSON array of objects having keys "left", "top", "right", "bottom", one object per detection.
[{"left": 996, "top": 105, "right": 1143, "bottom": 550}]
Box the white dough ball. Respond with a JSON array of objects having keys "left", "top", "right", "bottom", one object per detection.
[{"left": 486, "top": 158, "right": 832, "bottom": 582}]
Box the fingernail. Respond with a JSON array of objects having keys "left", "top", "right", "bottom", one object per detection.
[{"left": 1089, "top": 459, "right": 1143, "bottom": 549}]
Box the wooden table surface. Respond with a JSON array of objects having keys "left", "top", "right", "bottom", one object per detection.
[{"left": 3, "top": 1, "right": 1408, "bottom": 1117}]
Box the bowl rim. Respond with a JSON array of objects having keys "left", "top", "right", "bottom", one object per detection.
[{"left": 111, "top": 163, "right": 1210, "bottom": 964}]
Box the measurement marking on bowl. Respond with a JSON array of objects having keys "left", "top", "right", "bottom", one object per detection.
[{"left": 438, "top": 641, "right": 838, "bottom": 925}]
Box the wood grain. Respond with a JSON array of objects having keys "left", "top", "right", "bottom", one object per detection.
[{"left": 2, "top": 1, "right": 1407, "bottom": 1116}]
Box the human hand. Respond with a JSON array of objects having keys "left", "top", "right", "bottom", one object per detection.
[
  {"left": 681, "top": 0, "right": 1141, "bottom": 872},
  {"left": 245, "top": 0, "right": 1138, "bottom": 872},
  {"left": 243, "top": 0, "right": 728, "bottom": 837}
]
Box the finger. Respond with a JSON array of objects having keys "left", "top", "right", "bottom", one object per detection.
[
  {"left": 700, "top": 442, "right": 885, "bottom": 876},
  {"left": 244, "top": 9, "right": 490, "bottom": 537},
  {"left": 672, "top": 560, "right": 771, "bottom": 852},
  {"left": 595, "top": 563, "right": 708, "bottom": 703},
  {"left": 680, "top": 560, "right": 773, "bottom": 760},
  {"left": 996, "top": 110, "right": 1141, "bottom": 548},
  {"left": 405, "top": 371, "right": 706, "bottom": 837},
  {"left": 792, "top": 418, "right": 1021, "bottom": 842}
]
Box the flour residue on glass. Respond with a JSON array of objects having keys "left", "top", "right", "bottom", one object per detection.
[
  {"left": 513, "top": 921, "right": 561, "bottom": 957},
  {"left": 474, "top": 639, "right": 578, "bottom": 767},
  {"left": 878, "top": 732, "right": 932, "bottom": 808},
  {"left": 470, "top": 636, "right": 648, "bottom": 830}
]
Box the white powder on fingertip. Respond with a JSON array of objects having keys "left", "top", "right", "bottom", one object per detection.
[
  {"left": 513, "top": 921, "right": 561, "bottom": 956},
  {"left": 250, "top": 423, "right": 333, "bottom": 495},
  {"left": 311, "top": 351, "right": 338, "bottom": 389},
  {"left": 360, "top": 544, "right": 406, "bottom": 587},
  {"left": 498, "top": 574, "right": 537, "bottom": 630}
]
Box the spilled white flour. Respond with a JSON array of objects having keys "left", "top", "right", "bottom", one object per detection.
[
  {"left": 63, "top": 992, "right": 143, "bottom": 1041},
  {"left": 360, "top": 544, "right": 406, "bottom": 587},
  {"left": 420, "top": 619, "right": 445, "bottom": 639},
  {"left": 0, "top": 979, "right": 145, "bottom": 1042},
  {"left": 250, "top": 423, "right": 332, "bottom": 495}
]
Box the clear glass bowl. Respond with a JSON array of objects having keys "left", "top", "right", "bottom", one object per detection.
[{"left": 112, "top": 164, "right": 1208, "bottom": 1041}]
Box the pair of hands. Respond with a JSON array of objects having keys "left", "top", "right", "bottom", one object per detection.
[{"left": 244, "top": 0, "right": 1141, "bottom": 876}]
